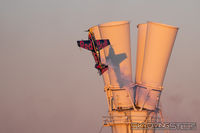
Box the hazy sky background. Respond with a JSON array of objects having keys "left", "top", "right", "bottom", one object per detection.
[{"left": 0, "top": 0, "right": 200, "bottom": 133}]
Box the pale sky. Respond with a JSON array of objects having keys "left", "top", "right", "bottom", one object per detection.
[{"left": 0, "top": 0, "right": 200, "bottom": 133}]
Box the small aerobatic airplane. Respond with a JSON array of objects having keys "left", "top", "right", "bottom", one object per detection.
[{"left": 77, "top": 29, "right": 110, "bottom": 75}]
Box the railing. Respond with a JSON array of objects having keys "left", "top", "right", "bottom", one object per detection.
[{"left": 102, "top": 115, "right": 161, "bottom": 126}]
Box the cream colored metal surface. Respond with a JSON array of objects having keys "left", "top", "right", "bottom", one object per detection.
[
  {"left": 98, "top": 21, "right": 133, "bottom": 88},
  {"left": 111, "top": 88, "right": 134, "bottom": 110},
  {"left": 130, "top": 110, "right": 155, "bottom": 133},
  {"left": 136, "top": 85, "right": 161, "bottom": 110},
  {"left": 141, "top": 22, "right": 178, "bottom": 89},
  {"left": 136, "top": 22, "right": 178, "bottom": 110},
  {"left": 135, "top": 23, "right": 147, "bottom": 85},
  {"left": 89, "top": 26, "right": 110, "bottom": 87}
]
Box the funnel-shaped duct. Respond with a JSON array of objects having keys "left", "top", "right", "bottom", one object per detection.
[
  {"left": 135, "top": 24, "right": 147, "bottom": 85},
  {"left": 89, "top": 26, "right": 110, "bottom": 87},
  {"left": 98, "top": 21, "right": 133, "bottom": 88},
  {"left": 141, "top": 22, "right": 178, "bottom": 89},
  {"left": 136, "top": 22, "right": 178, "bottom": 110}
]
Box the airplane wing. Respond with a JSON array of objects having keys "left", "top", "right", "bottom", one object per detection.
[
  {"left": 77, "top": 40, "right": 94, "bottom": 51},
  {"left": 95, "top": 40, "right": 110, "bottom": 50},
  {"left": 77, "top": 39, "right": 110, "bottom": 51}
]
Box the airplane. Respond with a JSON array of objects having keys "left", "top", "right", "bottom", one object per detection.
[{"left": 77, "top": 29, "right": 110, "bottom": 75}]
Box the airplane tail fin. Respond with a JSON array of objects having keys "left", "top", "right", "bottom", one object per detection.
[
  {"left": 95, "top": 64, "right": 108, "bottom": 75},
  {"left": 100, "top": 65, "right": 108, "bottom": 75}
]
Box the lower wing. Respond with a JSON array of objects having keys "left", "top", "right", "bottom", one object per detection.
[{"left": 77, "top": 40, "right": 94, "bottom": 51}]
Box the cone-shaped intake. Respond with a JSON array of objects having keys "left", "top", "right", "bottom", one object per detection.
[
  {"left": 89, "top": 26, "right": 110, "bottom": 87},
  {"left": 136, "top": 22, "right": 178, "bottom": 110},
  {"left": 98, "top": 21, "right": 133, "bottom": 88},
  {"left": 141, "top": 22, "right": 178, "bottom": 89},
  {"left": 135, "top": 24, "right": 147, "bottom": 85}
]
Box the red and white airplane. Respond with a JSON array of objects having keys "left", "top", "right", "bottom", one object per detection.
[{"left": 77, "top": 29, "right": 110, "bottom": 75}]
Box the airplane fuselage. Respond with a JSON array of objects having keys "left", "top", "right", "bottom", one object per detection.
[{"left": 77, "top": 30, "right": 110, "bottom": 75}]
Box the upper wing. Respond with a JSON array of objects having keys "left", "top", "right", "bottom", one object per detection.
[
  {"left": 77, "top": 40, "right": 94, "bottom": 51},
  {"left": 95, "top": 40, "right": 110, "bottom": 50}
]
